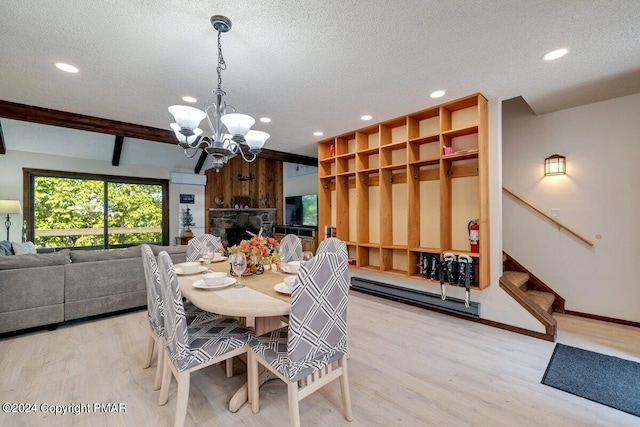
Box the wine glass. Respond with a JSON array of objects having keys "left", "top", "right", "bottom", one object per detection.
[
  {"left": 230, "top": 253, "right": 247, "bottom": 288},
  {"left": 202, "top": 243, "right": 214, "bottom": 266},
  {"left": 301, "top": 251, "right": 313, "bottom": 266}
]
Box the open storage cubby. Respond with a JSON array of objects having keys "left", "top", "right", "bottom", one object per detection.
[{"left": 319, "top": 93, "right": 489, "bottom": 289}]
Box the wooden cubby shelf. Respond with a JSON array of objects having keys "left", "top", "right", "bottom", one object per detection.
[
  {"left": 319, "top": 93, "right": 490, "bottom": 289},
  {"left": 409, "top": 158, "right": 439, "bottom": 167},
  {"left": 409, "top": 134, "right": 439, "bottom": 145},
  {"left": 442, "top": 149, "right": 479, "bottom": 161}
]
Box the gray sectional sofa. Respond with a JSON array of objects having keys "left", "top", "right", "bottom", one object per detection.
[{"left": 0, "top": 244, "right": 186, "bottom": 334}]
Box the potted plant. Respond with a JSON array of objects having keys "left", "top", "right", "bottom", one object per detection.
[{"left": 181, "top": 207, "right": 195, "bottom": 237}]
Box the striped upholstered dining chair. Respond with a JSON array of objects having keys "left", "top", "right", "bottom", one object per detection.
[
  {"left": 156, "top": 251, "right": 254, "bottom": 427},
  {"left": 316, "top": 237, "right": 348, "bottom": 263},
  {"left": 247, "top": 252, "right": 353, "bottom": 427},
  {"left": 186, "top": 234, "right": 223, "bottom": 262},
  {"left": 140, "top": 244, "right": 220, "bottom": 391},
  {"left": 278, "top": 234, "right": 302, "bottom": 263}
]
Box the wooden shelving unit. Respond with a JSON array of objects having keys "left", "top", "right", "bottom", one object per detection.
[{"left": 318, "top": 93, "right": 489, "bottom": 289}]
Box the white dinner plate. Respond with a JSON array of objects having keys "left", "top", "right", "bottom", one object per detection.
[
  {"left": 274, "top": 282, "right": 292, "bottom": 295},
  {"left": 280, "top": 266, "right": 299, "bottom": 275},
  {"left": 199, "top": 256, "right": 227, "bottom": 263},
  {"left": 175, "top": 265, "right": 209, "bottom": 275},
  {"left": 192, "top": 277, "right": 236, "bottom": 289}
]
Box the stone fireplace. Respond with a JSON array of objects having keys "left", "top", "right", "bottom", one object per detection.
[{"left": 209, "top": 208, "right": 276, "bottom": 247}]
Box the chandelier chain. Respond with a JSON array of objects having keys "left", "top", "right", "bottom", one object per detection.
[{"left": 217, "top": 30, "right": 226, "bottom": 91}]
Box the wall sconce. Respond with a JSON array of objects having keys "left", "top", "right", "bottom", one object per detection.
[{"left": 544, "top": 154, "right": 566, "bottom": 176}]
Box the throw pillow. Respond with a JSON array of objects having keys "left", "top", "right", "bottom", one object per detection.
[
  {"left": 0, "top": 241, "right": 13, "bottom": 256},
  {"left": 12, "top": 241, "right": 37, "bottom": 255},
  {"left": 0, "top": 249, "right": 71, "bottom": 270}
]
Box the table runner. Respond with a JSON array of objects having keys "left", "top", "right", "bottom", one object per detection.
[{"left": 203, "top": 261, "right": 291, "bottom": 303}]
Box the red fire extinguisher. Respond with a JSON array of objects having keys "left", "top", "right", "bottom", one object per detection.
[{"left": 468, "top": 219, "right": 479, "bottom": 253}]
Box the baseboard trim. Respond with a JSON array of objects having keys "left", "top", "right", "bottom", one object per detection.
[
  {"left": 564, "top": 310, "right": 640, "bottom": 328},
  {"left": 351, "top": 287, "right": 555, "bottom": 342}
]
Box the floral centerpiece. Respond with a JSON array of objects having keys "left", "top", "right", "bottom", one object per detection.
[{"left": 227, "top": 228, "right": 280, "bottom": 274}]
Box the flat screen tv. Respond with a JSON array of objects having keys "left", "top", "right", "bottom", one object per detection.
[{"left": 285, "top": 194, "right": 318, "bottom": 227}]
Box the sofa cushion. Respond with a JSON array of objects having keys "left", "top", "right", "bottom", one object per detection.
[
  {"left": 149, "top": 244, "right": 187, "bottom": 256},
  {"left": 0, "top": 241, "right": 13, "bottom": 256},
  {"left": 65, "top": 257, "right": 146, "bottom": 301},
  {"left": 70, "top": 245, "right": 142, "bottom": 263},
  {"left": 12, "top": 241, "right": 37, "bottom": 255},
  {"left": 0, "top": 249, "right": 71, "bottom": 270},
  {"left": 0, "top": 265, "right": 65, "bottom": 312}
]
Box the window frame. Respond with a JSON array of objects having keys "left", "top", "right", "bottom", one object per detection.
[{"left": 23, "top": 168, "right": 169, "bottom": 249}]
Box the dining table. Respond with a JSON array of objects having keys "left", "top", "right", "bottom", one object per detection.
[{"left": 177, "top": 258, "right": 293, "bottom": 412}]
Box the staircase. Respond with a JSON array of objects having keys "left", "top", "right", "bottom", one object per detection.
[
  {"left": 500, "top": 253, "right": 565, "bottom": 341},
  {"left": 502, "top": 271, "right": 556, "bottom": 314}
]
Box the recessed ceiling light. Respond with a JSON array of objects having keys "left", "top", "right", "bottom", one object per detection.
[
  {"left": 181, "top": 96, "right": 197, "bottom": 103},
  {"left": 430, "top": 90, "right": 445, "bottom": 98},
  {"left": 361, "top": 115, "right": 372, "bottom": 121},
  {"left": 543, "top": 48, "right": 568, "bottom": 61},
  {"left": 54, "top": 62, "right": 79, "bottom": 73},
  {"left": 313, "top": 131, "right": 324, "bottom": 136},
  {"left": 259, "top": 117, "right": 271, "bottom": 123}
]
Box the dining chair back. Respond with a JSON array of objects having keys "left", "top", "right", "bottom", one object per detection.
[
  {"left": 186, "top": 234, "right": 223, "bottom": 262},
  {"left": 316, "top": 237, "right": 348, "bottom": 263},
  {"left": 279, "top": 234, "right": 302, "bottom": 263},
  {"left": 247, "top": 252, "right": 353, "bottom": 426},
  {"left": 142, "top": 244, "right": 163, "bottom": 337},
  {"left": 156, "top": 251, "right": 254, "bottom": 427},
  {"left": 141, "top": 244, "right": 220, "bottom": 391},
  {"left": 141, "top": 244, "right": 167, "bottom": 390}
]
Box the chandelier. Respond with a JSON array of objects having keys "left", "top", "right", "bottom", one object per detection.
[{"left": 168, "top": 15, "right": 269, "bottom": 172}]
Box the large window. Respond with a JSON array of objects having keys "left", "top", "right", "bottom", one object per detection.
[{"left": 26, "top": 170, "right": 168, "bottom": 249}]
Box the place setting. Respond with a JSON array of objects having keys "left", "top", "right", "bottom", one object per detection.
[
  {"left": 279, "top": 260, "right": 301, "bottom": 275},
  {"left": 174, "top": 261, "right": 209, "bottom": 275},
  {"left": 192, "top": 271, "right": 237, "bottom": 290},
  {"left": 200, "top": 253, "right": 227, "bottom": 263},
  {"left": 274, "top": 276, "right": 296, "bottom": 295}
]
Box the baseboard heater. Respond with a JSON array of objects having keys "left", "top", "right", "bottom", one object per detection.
[{"left": 350, "top": 277, "right": 481, "bottom": 318}]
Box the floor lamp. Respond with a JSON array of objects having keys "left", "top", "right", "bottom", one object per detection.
[{"left": 0, "top": 199, "right": 22, "bottom": 241}]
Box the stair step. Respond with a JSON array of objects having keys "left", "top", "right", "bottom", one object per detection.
[
  {"left": 525, "top": 290, "right": 555, "bottom": 315},
  {"left": 503, "top": 270, "right": 529, "bottom": 290}
]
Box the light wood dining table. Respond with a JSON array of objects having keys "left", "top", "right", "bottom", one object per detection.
[{"left": 177, "top": 259, "right": 292, "bottom": 412}]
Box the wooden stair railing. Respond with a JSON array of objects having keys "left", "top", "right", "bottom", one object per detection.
[
  {"left": 502, "top": 187, "right": 594, "bottom": 247},
  {"left": 499, "top": 275, "right": 557, "bottom": 342}
]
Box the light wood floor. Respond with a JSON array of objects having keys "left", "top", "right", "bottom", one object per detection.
[{"left": 1, "top": 292, "right": 639, "bottom": 427}]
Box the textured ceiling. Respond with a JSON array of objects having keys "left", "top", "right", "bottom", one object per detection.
[{"left": 1, "top": 0, "right": 639, "bottom": 158}]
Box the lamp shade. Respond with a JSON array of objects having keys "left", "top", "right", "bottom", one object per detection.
[
  {"left": 221, "top": 113, "right": 255, "bottom": 136},
  {"left": 0, "top": 199, "right": 22, "bottom": 214},
  {"left": 170, "top": 123, "right": 202, "bottom": 145},
  {"left": 544, "top": 154, "right": 566, "bottom": 176},
  {"left": 168, "top": 105, "right": 207, "bottom": 130},
  {"left": 244, "top": 130, "right": 270, "bottom": 150}
]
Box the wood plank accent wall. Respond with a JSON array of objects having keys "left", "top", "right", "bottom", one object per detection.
[{"left": 204, "top": 156, "right": 284, "bottom": 230}]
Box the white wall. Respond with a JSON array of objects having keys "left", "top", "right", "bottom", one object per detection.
[
  {"left": 0, "top": 119, "right": 206, "bottom": 245},
  {"left": 283, "top": 162, "right": 318, "bottom": 197},
  {"left": 502, "top": 92, "right": 640, "bottom": 323}
]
